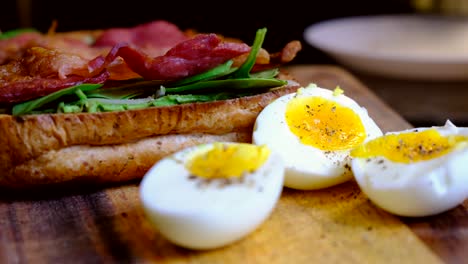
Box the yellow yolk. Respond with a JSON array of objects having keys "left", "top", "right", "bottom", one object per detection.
[
  {"left": 351, "top": 129, "right": 468, "bottom": 163},
  {"left": 186, "top": 143, "right": 271, "bottom": 179},
  {"left": 285, "top": 96, "right": 366, "bottom": 151}
]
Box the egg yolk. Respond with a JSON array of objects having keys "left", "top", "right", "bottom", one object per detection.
[
  {"left": 285, "top": 96, "right": 366, "bottom": 151},
  {"left": 186, "top": 143, "right": 271, "bottom": 179},
  {"left": 351, "top": 129, "right": 467, "bottom": 163}
]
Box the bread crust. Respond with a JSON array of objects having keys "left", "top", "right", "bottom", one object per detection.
[
  {"left": 3, "top": 132, "right": 252, "bottom": 188},
  {"left": 0, "top": 80, "right": 300, "bottom": 189}
]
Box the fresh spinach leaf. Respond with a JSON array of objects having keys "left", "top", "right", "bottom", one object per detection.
[
  {"left": 85, "top": 85, "right": 158, "bottom": 100},
  {"left": 152, "top": 93, "right": 237, "bottom": 107},
  {"left": 169, "top": 60, "right": 237, "bottom": 87},
  {"left": 12, "top": 83, "right": 102, "bottom": 116},
  {"left": 0, "top": 28, "right": 38, "bottom": 40},
  {"left": 228, "top": 28, "right": 267, "bottom": 79},
  {"left": 164, "top": 78, "right": 286, "bottom": 94},
  {"left": 250, "top": 68, "right": 280, "bottom": 79}
]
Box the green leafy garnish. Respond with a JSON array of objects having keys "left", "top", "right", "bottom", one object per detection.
[
  {"left": 0, "top": 28, "right": 38, "bottom": 40},
  {"left": 228, "top": 28, "right": 266, "bottom": 79},
  {"left": 86, "top": 98, "right": 156, "bottom": 112},
  {"left": 164, "top": 78, "right": 286, "bottom": 94},
  {"left": 84, "top": 82, "right": 163, "bottom": 100},
  {"left": 250, "top": 68, "right": 280, "bottom": 79},
  {"left": 57, "top": 93, "right": 241, "bottom": 113},
  {"left": 12, "top": 84, "right": 102, "bottom": 115},
  {"left": 152, "top": 93, "right": 236, "bottom": 107},
  {"left": 170, "top": 60, "right": 236, "bottom": 86}
]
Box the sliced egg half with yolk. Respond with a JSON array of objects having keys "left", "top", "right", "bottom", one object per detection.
[
  {"left": 350, "top": 120, "right": 468, "bottom": 217},
  {"left": 252, "top": 84, "right": 383, "bottom": 190},
  {"left": 139, "top": 142, "right": 284, "bottom": 250}
]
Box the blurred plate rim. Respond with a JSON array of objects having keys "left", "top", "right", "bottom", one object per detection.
[{"left": 303, "top": 14, "right": 468, "bottom": 81}]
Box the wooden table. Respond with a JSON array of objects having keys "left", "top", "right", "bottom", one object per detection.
[{"left": 1, "top": 65, "right": 466, "bottom": 264}]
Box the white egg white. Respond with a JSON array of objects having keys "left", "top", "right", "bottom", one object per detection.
[
  {"left": 351, "top": 120, "right": 468, "bottom": 217},
  {"left": 252, "top": 84, "right": 383, "bottom": 190},
  {"left": 139, "top": 142, "right": 284, "bottom": 250}
]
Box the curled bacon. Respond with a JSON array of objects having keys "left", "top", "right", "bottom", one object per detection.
[
  {"left": 0, "top": 46, "right": 112, "bottom": 104},
  {"left": 93, "top": 20, "right": 189, "bottom": 58},
  {"left": 0, "top": 32, "right": 43, "bottom": 65},
  {"left": 0, "top": 70, "right": 109, "bottom": 103},
  {"left": 251, "top": 40, "right": 302, "bottom": 72},
  {"left": 103, "top": 33, "right": 251, "bottom": 81}
]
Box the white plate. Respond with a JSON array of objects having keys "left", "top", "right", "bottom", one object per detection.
[{"left": 304, "top": 14, "right": 468, "bottom": 81}]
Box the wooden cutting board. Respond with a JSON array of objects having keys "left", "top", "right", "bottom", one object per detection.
[{"left": 1, "top": 65, "right": 466, "bottom": 264}]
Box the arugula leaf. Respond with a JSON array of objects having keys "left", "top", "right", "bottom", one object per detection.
[
  {"left": 58, "top": 102, "right": 83, "bottom": 113},
  {"left": 250, "top": 68, "right": 280, "bottom": 79},
  {"left": 12, "top": 84, "right": 102, "bottom": 116},
  {"left": 152, "top": 93, "right": 237, "bottom": 107},
  {"left": 57, "top": 93, "right": 241, "bottom": 113},
  {"left": 164, "top": 78, "right": 286, "bottom": 94},
  {"left": 58, "top": 97, "right": 156, "bottom": 113},
  {"left": 85, "top": 78, "right": 170, "bottom": 99},
  {"left": 0, "top": 28, "right": 39, "bottom": 40},
  {"left": 169, "top": 60, "right": 237, "bottom": 87},
  {"left": 228, "top": 28, "right": 267, "bottom": 79},
  {"left": 85, "top": 85, "right": 158, "bottom": 100},
  {"left": 87, "top": 98, "right": 155, "bottom": 112}
]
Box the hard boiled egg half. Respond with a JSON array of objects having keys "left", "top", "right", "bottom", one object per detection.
[
  {"left": 139, "top": 142, "right": 284, "bottom": 250},
  {"left": 351, "top": 120, "right": 468, "bottom": 217},
  {"left": 253, "top": 84, "right": 383, "bottom": 190}
]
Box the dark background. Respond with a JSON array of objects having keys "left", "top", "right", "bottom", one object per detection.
[{"left": 2, "top": 0, "right": 415, "bottom": 64}]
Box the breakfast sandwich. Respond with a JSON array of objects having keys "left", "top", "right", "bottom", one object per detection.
[{"left": 0, "top": 20, "right": 302, "bottom": 189}]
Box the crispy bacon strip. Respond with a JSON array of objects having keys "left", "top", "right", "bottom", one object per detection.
[
  {"left": 0, "top": 71, "right": 109, "bottom": 103},
  {"left": 0, "top": 32, "right": 43, "bottom": 65},
  {"left": 0, "top": 31, "right": 108, "bottom": 66},
  {"left": 251, "top": 40, "right": 302, "bottom": 72},
  {"left": 93, "top": 20, "right": 189, "bottom": 57},
  {"left": 0, "top": 46, "right": 105, "bottom": 81},
  {"left": 104, "top": 34, "right": 251, "bottom": 81},
  {"left": 0, "top": 45, "right": 110, "bottom": 103}
]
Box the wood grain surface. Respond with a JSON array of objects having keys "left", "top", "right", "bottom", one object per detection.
[{"left": 0, "top": 65, "right": 466, "bottom": 264}]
